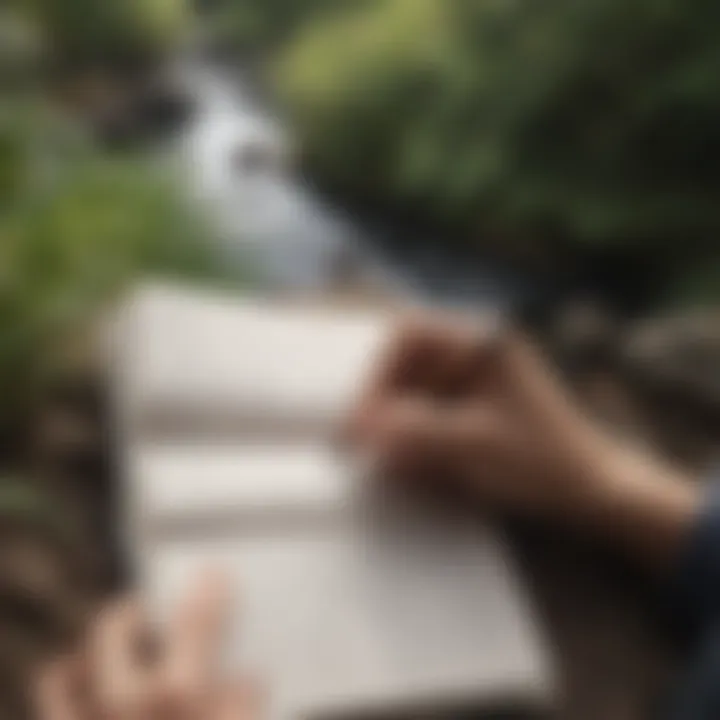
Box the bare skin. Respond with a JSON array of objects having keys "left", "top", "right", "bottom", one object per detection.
[
  {"left": 345, "top": 313, "right": 699, "bottom": 570},
  {"left": 35, "top": 313, "right": 701, "bottom": 719},
  {"left": 35, "top": 572, "right": 261, "bottom": 720}
]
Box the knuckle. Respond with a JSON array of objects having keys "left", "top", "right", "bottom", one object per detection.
[{"left": 395, "top": 313, "right": 434, "bottom": 347}]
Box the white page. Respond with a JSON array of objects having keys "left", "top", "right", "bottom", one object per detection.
[
  {"left": 117, "top": 286, "right": 391, "bottom": 434},
  {"left": 117, "top": 285, "right": 554, "bottom": 720},
  {"left": 132, "top": 444, "right": 348, "bottom": 521},
  {"left": 141, "top": 505, "right": 549, "bottom": 720}
]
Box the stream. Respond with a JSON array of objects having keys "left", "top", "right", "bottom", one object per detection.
[{"left": 168, "top": 59, "right": 526, "bottom": 311}]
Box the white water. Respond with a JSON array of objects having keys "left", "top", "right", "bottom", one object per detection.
[
  {"left": 169, "top": 61, "right": 402, "bottom": 293},
  {"left": 168, "top": 59, "right": 518, "bottom": 309}
]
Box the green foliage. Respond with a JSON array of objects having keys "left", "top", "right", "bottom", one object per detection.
[
  {"left": 276, "top": 0, "right": 720, "bottom": 255},
  {"left": 207, "top": 0, "right": 370, "bottom": 54},
  {"left": 0, "top": 103, "right": 230, "bottom": 437},
  {"left": 21, "top": 0, "right": 190, "bottom": 69},
  {"left": 668, "top": 258, "right": 720, "bottom": 308},
  {"left": 0, "top": 9, "right": 43, "bottom": 86}
]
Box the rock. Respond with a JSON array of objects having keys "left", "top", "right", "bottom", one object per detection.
[
  {"left": 61, "top": 70, "right": 195, "bottom": 147},
  {"left": 0, "top": 525, "right": 89, "bottom": 654},
  {"left": 546, "top": 298, "right": 621, "bottom": 373},
  {"left": 618, "top": 309, "right": 720, "bottom": 469},
  {"left": 622, "top": 310, "right": 720, "bottom": 409},
  {"left": 229, "top": 128, "right": 295, "bottom": 177},
  {"left": 34, "top": 407, "right": 99, "bottom": 467},
  {"left": 537, "top": 303, "right": 720, "bottom": 469},
  {"left": 134, "top": 75, "right": 194, "bottom": 136},
  {"left": 0, "top": 532, "right": 90, "bottom": 720}
]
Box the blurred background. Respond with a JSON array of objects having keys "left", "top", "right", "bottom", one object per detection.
[{"left": 1, "top": 0, "right": 720, "bottom": 717}]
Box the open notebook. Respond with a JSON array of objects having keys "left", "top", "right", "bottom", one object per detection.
[{"left": 114, "top": 285, "right": 554, "bottom": 720}]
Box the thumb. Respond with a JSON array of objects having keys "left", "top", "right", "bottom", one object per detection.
[{"left": 212, "top": 678, "right": 265, "bottom": 720}]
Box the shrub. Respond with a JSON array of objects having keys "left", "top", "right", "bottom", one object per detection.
[
  {"left": 0, "top": 103, "right": 230, "bottom": 442},
  {"left": 205, "top": 0, "right": 369, "bottom": 55},
  {"left": 21, "top": 0, "right": 190, "bottom": 70},
  {"left": 276, "top": 0, "right": 720, "bottom": 259}
]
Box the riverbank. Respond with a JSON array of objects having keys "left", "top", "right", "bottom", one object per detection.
[{"left": 1, "top": 38, "right": 719, "bottom": 720}]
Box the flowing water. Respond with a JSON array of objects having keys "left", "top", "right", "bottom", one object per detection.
[{"left": 169, "top": 59, "right": 524, "bottom": 310}]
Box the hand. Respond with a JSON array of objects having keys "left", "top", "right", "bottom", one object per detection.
[
  {"left": 35, "top": 573, "right": 262, "bottom": 720},
  {"left": 347, "top": 312, "right": 613, "bottom": 516},
  {"left": 346, "top": 312, "right": 697, "bottom": 566}
]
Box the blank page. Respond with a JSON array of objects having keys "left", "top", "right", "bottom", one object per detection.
[
  {"left": 141, "top": 499, "right": 550, "bottom": 720},
  {"left": 117, "top": 286, "right": 391, "bottom": 435},
  {"left": 116, "top": 285, "right": 554, "bottom": 720}
]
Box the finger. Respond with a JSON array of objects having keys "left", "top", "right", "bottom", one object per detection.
[
  {"left": 161, "top": 570, "right": 231, "bottom": 702},
  {"left": 88, "top": 598, "right": 150, "bottom": 714},
  {"left": 212, "top": 678, "right": 265, "bottom": 720},
  {"left": 35, "top": 658, "right": 82, "bottom": 720},
  {"left": 346, "top": 312, "right": 505, "bottom": 445},
  {"left": 365, "top": 397, "right": 498, "bottom": 482}
]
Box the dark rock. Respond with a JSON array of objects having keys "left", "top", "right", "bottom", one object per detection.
[
  {"left": 621, "top": 310, "right": 720, "bottom": 411},
  {"left": 68, "top": 71, "right": 195, "bottom": 148},
  {"left": 535, "top": 303, "right": 720, "bottom": 469},
  {"left": 134, "top": 77, "right": 195, "bottom": 135},
  {"left": 617, "top": 310, "right": 720, "bottom": 469},
  {"left": 545, "top": 298, "right": 621, "bottom": 374},
  {"left": 34, "top": 407, "right": 98, "bottom": 468}
]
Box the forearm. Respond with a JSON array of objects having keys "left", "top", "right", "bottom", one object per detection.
[{"left": 572, "top": 440, "right": 699, "bottom": 572}]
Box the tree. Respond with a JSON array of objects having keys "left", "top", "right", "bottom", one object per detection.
[
  {"left": 22, "top": 0, "right": 190, "bottom": 70},
  {"left": 276, "top": 0, "right": 720, "bottom": 266},
  {"left": 207, "top": 0, "right": 369, "bottom": 55}
]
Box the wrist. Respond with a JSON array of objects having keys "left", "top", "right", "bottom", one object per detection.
[{"left": 580, "top": 440, "right": 700, "bottom": 570}]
